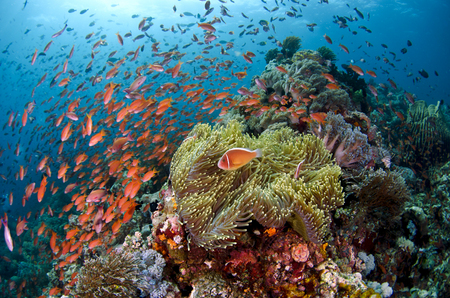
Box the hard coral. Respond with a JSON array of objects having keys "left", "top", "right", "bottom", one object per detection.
[{"left": 170, "top": 120, "right": 344, "bottom": 250}]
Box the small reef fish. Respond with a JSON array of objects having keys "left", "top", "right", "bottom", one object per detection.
[
  {"left": 310, "top": 112, "right": 327, "bottom": 124},
  {"left": 338, "top": 44, "right": 349, "bottom": 54},
  {"left": 198, "top": 22, "right": 216, "bottom": 32},
  {"left": 366, "top": 70, "right": 377, "bottom": 77},
  {"left": 2, "top": 217, "right": 13, "bottom": 251},
  {"left": 116, "top": 32, "right": 124, "bottom": 45},
  {"left": 218, "top": 148, "right": 262, "bottom": 170},
  {"left": 321, "top": 72, "right": 336, "bottom": 83},
  {"left": 52, "top": 24, "right": 67, "bottom": 38},
  {"left": 326, "top": 83, "right": 340, "bottom": 90},
  {"left": 275, "top": 66, "right": 288, "bottom": 74},
  {"left": 348, "top": 64, "right": 364, "bottom": 76}
]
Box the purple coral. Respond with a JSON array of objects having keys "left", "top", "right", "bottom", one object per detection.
[
  {"left": 133, "top": 249, "right": 178, "bottom": 298},
  {"left": 311, "top": 112, "right": 376, "bottom": 168}
]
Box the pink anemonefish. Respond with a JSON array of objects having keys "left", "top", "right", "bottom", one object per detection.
[{"left": 217, "top": 148, "right": 262, "bottom": 170}]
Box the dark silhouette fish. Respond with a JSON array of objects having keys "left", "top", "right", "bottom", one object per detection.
[
  {"left": 354, "top": 7, "right": 364, "bottom": 19},
  {"left": 68, "top": 9, "right": 76, "bottom": 13},
  {"left": 407, "top": 40, "right": 412, "bottom": 46},
  {"left": 418, "top": 69, "right": 429, "bottom": 78},
  {"left": 80, "top": 9, "right": 89, "bottom": 15}
]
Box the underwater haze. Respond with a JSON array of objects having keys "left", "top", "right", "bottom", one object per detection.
[{"left": 0, "top": 0, "right": 450, "bottom": 297}]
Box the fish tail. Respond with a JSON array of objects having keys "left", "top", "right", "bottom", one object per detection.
[{"left": 254, "top": 148, "right": 263, "bottom": 158}]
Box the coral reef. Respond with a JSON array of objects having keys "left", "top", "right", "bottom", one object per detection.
[
  {"left": 329, "top": 63, "right": 367, "bottom": 99},
  {"left": 73, "top": 250, "right": 146, "bottom": 297},
  {"left": 310, "top": 112, "right": 387, "bottom": 169},
  {"left": 317, "top": 46, "right": 337, "bottom": 62},
  {"left": 346, "top": 169, "right": 410, "bottom": 220},
  {"left": 405, "top": 100, "right": 450, "bottom": 165},
  {"left": 292, "top": 49, "right": 324, "bottom": 64},
  {"left": 264, "top": 48, "right": 280, "bottom": 64},
  {"left": 73, "top": 247, "right": 178, "bottom": 298},
  {"left": 261, "top": 58, "right": 329, "bottom": 100},
  {"left": 169, "top": 120, "right": 344, "bottom": 249},
  {"left": 281, "top": 36, "right": 301, "bottom": 59}
]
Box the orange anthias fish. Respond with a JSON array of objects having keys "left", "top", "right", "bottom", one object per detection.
[
  {"left": 171, "top": 61, "right": 183, "bottom": 78},
  {"left": 86, "top": 189, "right": 107, "bottom": 203},
  {"left": 37, "top": 222, "right": 46, "bottom": 236},
  {"left": 37, "top": 175, "right": 48, "bottom": 202},
  {"left": 156, "top": 98, "right": 172, "bottom": 115},
  {"left": 218, "top": 148, "right": 262, "bottom": 170},
  {"left": 109, "top": 134, "right": 134, "bottom": 153},
  {"left": 141, "top": 168, "right": 159, "bottom": 182},
  {"left": 326, "top": 83, "right": 340, "bottom": 90},
  {"left": 197, "top": 22, "right": 216, "bottom": 32},
  {"left": 321, "top": 72, "right": 336, "bottom": 83},
  {"left": 310, "top": 112, "right": 328, "bottom": 124},
  {"left": 339, "top": 43, "right": 349, "bottom": 54},
  {"left": 275, "top": 66, "right": 288, "bottom": 74},
  {"left": 61, "top": 122, "right": 72, "bottom": 142},
  {"left": 366, "top": 70, "right": 377, "bottom": 77},
  {"left": 93, "top": 205, "right": 104, "bottom": 234},
  {"left": 89, "top": 129, "right": 107, "bottom": 146},
  {"left": 16, "top": 218, "right": 28, "bottom": 236},
  {"left": 348, "top": 64, "right": 364, "bottom": 76},
  {"left": 85, "top": 113, "right": 93, "bottom": 136},
  {"left": 50, "top": 231, "right": 57, "bottom": 253}
]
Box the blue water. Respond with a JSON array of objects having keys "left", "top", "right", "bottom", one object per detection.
[{"left": 0, "top": 0, "right": 449, "bottom": 296}]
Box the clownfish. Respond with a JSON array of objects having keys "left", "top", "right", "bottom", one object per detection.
[{"left": 217, "top": 148, "right": 262, "bottom": 170}]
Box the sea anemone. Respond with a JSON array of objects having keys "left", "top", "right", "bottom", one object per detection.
[{"left": 170, "top": 120, "right": 344, "bottom": 250}]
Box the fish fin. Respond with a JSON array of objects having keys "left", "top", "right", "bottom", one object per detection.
[{"left": 254, "top": 148, "right": 262, "bottom": 158}]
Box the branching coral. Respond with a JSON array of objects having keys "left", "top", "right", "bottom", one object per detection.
[{"left": 170, "top": 120, "right": 344, "bottom": 250}]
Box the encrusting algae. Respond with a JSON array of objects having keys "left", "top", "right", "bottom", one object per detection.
[{"left": 170, "top": 120, "right": 344, "bottom": 250}]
